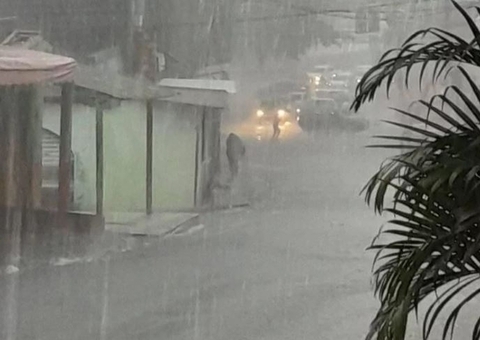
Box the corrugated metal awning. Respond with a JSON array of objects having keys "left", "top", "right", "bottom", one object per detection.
[{"left": 0, "top": 47, "right": 76, "bottom": 85}]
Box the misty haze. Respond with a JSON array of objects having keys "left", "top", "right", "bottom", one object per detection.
[{"left": 1, "top": 1, "right": 480, "bottom": 340}]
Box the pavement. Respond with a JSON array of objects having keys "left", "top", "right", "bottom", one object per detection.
[
  {"left": 105, "top": 212, "right": 200, "bottom": 237},
  {"left": 0, "top": 119, "right": 408, "bottom": 340}
]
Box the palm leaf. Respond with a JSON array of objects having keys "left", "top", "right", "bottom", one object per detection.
[
  {"left": 367, "top": 183, "right": 480, "bottom": 339},
  {"left": 354, "top": 3, "right": 480, "bottom": 339}
]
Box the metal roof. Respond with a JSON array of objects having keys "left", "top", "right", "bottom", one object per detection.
[
  {"left": 0, "top": 47, "right": 76, "bottom": 85},
  {"left": 74, "top": 64, "right": 173, "bottom": 100},
  {"left": 158, "top": 78, "right": 236, "bottom": 94}
]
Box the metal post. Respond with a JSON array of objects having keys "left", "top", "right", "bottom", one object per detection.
[
  {"left": 96, "top": 103, "right": 104, "bottom": 216},
  {"left": 58, "top": 82, "right": 73, "bottom": 214},
  {"left": 146, "top": 100, "right": 153, "bottom": 215},
  {"left": 27, "top": 86, "right": 42, "bottom": 208},
  {"left": 0, "top": 87, "right": 18, "bottom": 207}
]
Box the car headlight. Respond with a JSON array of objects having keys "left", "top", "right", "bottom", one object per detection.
[
  {"left": 277, "top": 109, "right": 286, "bottom": 118},
  {"left": 256, "top": 110, "right": 264, "bottom": 118}
]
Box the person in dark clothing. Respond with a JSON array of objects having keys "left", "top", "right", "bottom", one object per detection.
[
  {"left": 272, "top": 114, "right": 281, "bottom": 140},
  {"left": 226, "top": 133, "right": 245, "bottom": 179}
]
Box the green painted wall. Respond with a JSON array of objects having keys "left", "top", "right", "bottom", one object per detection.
[
  {"left": 43, "top": 101, "right": 198, "bottom": 213},
  {"left": 43, "top": 104, "right": 96, "bottom": 212},
  {"left": 151, "top": 102, "right": 197, "bottom": 210}
]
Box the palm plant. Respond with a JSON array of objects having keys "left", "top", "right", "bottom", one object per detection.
[{"left": 353, "top": 1, "right": 480, "bottom": 339}]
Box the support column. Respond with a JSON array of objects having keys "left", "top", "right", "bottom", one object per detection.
[
  {"left": 146, "top": 100, "right": 153, "bottom": 215},
  {"left": 0, "top": 87, "right": 18, "bottom": 207},
  {"left": 58, "top": 83, "right": 73, "bottom": 214},
  {"left": 26, "top": 86, "right": 42, "bottom": 208},
  {"left": 96, "top": 103, "right": 104, "bottom": 216}
]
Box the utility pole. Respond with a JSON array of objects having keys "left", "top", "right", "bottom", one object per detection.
[{"left": 126, "top": 0, "right": 146, "bottom": 76}]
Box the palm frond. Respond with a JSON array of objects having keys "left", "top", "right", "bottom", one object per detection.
[
  {"left": 367, "top": 179, "right": 480, "bottom": 340},
  {"left": 361, "top": 20, "right": 480, "bottom": 338},
  {"left": 366, "top": 73, "right": 480, "bottom": 211}
]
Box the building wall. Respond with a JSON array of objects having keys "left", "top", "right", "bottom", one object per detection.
[
  {"left": 43, "top": 100, "right": 198, "bottom": 213},
  {"left": 196, "top": 108, "right": 222, "bottom": 206},
  {"left": 151, "top": 102, "right": 198, "bottom": 211}
]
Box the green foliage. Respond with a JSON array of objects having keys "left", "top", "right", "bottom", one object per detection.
[{"left": 353, "top": 1, "right": 480, "bottom": 339}]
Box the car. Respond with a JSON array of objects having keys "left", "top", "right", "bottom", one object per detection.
[
  {"left": 288, "top": 91, "right": 307, "bottom": 104},
  {"left": 313, "top": 88, "right": 351, "bottom": 112},
  {"left": 307, "top": 65, "right": 335, "bottom": 87},
  {"left": 296, "top": 98, "right": 338, "bottom": 132},
  {"left": 287, "top": 91, "right": 307, "bottom": 117},
  {"left": 296, "top": 97, "right": 368, "bottom": 133},
  {"left": 328, "top": 71, "right": 354, "bottom": 89},
  {"left": 307, "top": 72, "right": 330, "bottom": 88},
  {"left": 255, "top": 97, "right": 292, "bottom": 125},
  {"left": 257, "top": 81, "right": 300, "bottom": 99},
  {"left": 313, "top": 64, "right": 335, "bottom": 75}
]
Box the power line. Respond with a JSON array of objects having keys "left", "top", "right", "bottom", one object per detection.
[
  {"left": 163, "top": 8, "right": 355, "bottom": 27},
  {"left": 162, "top": 1, "right": 476, "bottom": 27}
]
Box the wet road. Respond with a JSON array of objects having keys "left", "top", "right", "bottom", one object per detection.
[{"left": 1, "top": 125, "right": 390, "bottom": 340}]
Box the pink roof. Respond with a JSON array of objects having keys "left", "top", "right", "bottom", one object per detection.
[{"left": 0, "top": 47, "right": 76, "bottom": 85}]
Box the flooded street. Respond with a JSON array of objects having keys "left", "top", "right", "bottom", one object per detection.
[{"left": 0, "top": 125, "right": 389, "bottom": 340}]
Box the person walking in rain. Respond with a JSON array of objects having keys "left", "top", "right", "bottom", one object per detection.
[
  {"left": 226, "top": 133, "right": 245, "bottom": 180},
  {"left": 272, "top": 113, "right": 281, "bottom": 140}
]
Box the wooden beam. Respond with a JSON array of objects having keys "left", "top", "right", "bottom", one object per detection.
[
  {"left": 96, "top": 103, "right": 104, "bottom": 216},
  {"left": 146, "top": 100, "right": 153, "bottom": 215},
  {"left": 58, "top": 82, "right": 74, "bottom": 214}
]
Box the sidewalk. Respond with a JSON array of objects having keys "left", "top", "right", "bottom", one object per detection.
[
  {"left": 105, "top": 212, "right": 199, "bottom": 236},
  {"left": 0, "top": 211, "right": 200, "bottom": 275}
]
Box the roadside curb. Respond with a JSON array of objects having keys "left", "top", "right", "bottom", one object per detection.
[{"left": 0, "top": 213, "right": 201, "bottom": 276}]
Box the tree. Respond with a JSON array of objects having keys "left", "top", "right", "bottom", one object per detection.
[{"left": 352, "top": 1, "right": 480, "bottom": 339}]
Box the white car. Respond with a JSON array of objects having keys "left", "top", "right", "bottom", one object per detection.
[
  {"left": 329, "top": 71, "right": 354, "bottom": 89},
  {"left": 307, "top": 65, "right": 335, "bottom": 86}
]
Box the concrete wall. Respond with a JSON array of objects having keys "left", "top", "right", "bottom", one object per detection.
[{"left": 43, "top": 100, "right": 198, "bottom": 213}]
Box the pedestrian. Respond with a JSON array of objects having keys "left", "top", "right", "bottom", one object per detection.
[
  {"left": 226, "top": 133, "right": 245, "bottom": 180},
  {"left": 272, "top": 114, "right": 281, "bottom": 140}
]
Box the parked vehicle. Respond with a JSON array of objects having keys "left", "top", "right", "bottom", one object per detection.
[
  {"left": 296, "top": 98, "right": 338, "bottom": 132},
  {"left": 313, "top": 64, "right": 335, "bottom": 75},
  {"left": 314, "top": 88, "right": 351, "bottom": 113},
  {"left": 287, "top": 90, "right": 307, "bottom": 118},
  {"left": 296, "top": 97, "right": 368, "bottom": 133},
  {"left": 306, "top": 65, "right": 335, "bottom": 93},
  {"left": 328, "top": 71, "right": 354, "bottom": 89}
]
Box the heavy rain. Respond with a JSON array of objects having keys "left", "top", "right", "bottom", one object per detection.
[{"left": 1, "top": 1, "right": 480, "bottom": 340}]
